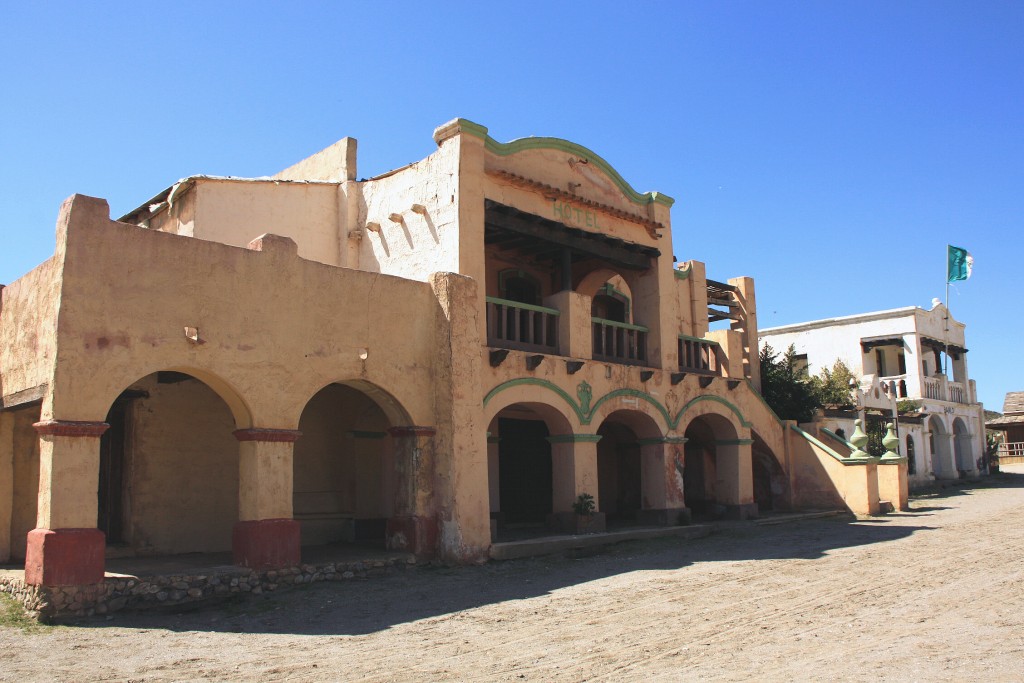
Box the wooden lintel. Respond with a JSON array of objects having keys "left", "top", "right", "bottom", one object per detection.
[
  {"left": 485, "top": 204, "right": 655, "bottom": 271},
  {"left": 0, "top": 383, "right": 48, "bottom": 410}
]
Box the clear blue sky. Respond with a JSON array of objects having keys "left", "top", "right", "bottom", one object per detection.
[{"left": 1, "top": 1, "right": 1020, "bottom": 411}]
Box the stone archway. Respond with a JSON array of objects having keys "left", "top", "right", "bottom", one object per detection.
[
  {"left": 594, "top": 410, "right": 662, "bottom": 526},
  {"left": 681, "top": 411, "right": 755, "bottom": 520}
]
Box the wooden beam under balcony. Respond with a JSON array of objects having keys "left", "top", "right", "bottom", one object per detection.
[{"left": 485, "top": 200, "right": 658, "bottom": 271}]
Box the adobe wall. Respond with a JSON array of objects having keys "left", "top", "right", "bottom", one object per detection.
[
  {"left": 358, "top": 141, "right": 462, "bottom": 280},
  {"left": 46, "top": 196, "right": 441, "bottom": 430},
  {"left": 0, "top": 257, "right": 61, "bottom": 399}
]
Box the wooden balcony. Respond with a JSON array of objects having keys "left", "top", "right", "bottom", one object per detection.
[
  {"left": 592, "top": 318, "right": 648, "bottom": 365},
  {"left": 486, "top": 296, "right": 559, "bottom": 353},
  {"left": 678, "top": 335, "right": 721, "bottom": 375}
]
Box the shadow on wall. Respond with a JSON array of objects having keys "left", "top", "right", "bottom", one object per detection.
[{"left": 81, "top": 475, "right": 1024, "bottom": 637}]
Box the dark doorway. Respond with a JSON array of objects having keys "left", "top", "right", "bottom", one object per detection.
[
  {"left": 498, "top": 418, "right": 552, "bottom": 524},
  {"left": 597, "top": 422, "right": 642, "bottom": 523},
  {"left": 98, "top": 399, "right": 129, "bottom": 543}
]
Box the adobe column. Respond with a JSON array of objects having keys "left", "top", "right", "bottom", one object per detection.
[
  {"left": 548, "top": 434, "right": 605, "bottom": 533},
  {"left": 715, "top": 437, "right": 759, "bottom": 520},
  {"left": 637, "top": 436, "right": 691, "bottom": 526},
  {"left": 25, "top": 420, "right": 109, "bottom": 587},
  {"left": 386, "top": 426, "right": 437, "bottom": 559},
  {"left": 233, "top": 428, "right": 302, "bottom": 569}
]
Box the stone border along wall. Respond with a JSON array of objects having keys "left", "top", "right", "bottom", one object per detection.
[{"left": 0, "top": 556, "right": 416, "bottom": 621}]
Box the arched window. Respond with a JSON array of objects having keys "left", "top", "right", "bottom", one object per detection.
[
  {"left": 906, "top": 435, "right": 916, "bottom": 475},
  {"left": 498, "top": 269, "right": 541, "bottom": 306},
  {"left": 591, "top": 282, "right": 630, "bottom": 323}
]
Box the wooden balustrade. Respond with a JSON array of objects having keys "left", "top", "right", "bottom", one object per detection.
[
  {"left": 592, "top": 318, "right": 648, "bottom": 365},
  {"left": 485, "top": 297, "right": 559, "bottom": 353},
  {"left": 678, "top": 335, "right": 721, "bottom": 375}
]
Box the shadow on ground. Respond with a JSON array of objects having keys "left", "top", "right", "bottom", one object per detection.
[{"left": 70, "top": 473, "right": 1024, "bottom": 637}]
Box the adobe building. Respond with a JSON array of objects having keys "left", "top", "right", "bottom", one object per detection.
[
  {"left": 761, "top": 303, "right": 985, "bottom": 487},
  {"left": 987, "top": 392, "right": 1024, "bottom": 466},
  {"left": 0, "top": 119, "right": 906, "bottom": 603}
]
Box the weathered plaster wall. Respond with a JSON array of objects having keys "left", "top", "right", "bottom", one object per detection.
[
  {"left": 125, "top": 375, "right": 239, "bottom": 554},
  {"left": 0, "top": 258, "right": 60, "bottom": 399},
  {"left": 47, "top": 196, "right": 440, "bottom": 432},
  {"left": 8, "top": 405, "right": 40, "bottom": 560},
  {"left": 194, "top": 181, "right": 342, "bottom": 266},
  {"left": 359, "top": 143, "right": 461, "bottom": 280}
]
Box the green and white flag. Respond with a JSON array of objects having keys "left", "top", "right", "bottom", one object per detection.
[{"left": 947, "top": 244, "right": 973, "bottom": 282}]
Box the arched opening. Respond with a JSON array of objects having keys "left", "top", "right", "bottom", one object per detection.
[
  {"left": 597, "top": 421, "right": 641, "bottom": 522},
  {"left": 751, "top": 432, "right": 788, "bottom": 513},
  {"left": 99, "top": 371, "right": 242, "bottom": 555},
  {"left": 928, "top": 415, "right": 953, "bottom": 479},
  {"left": 906, "top": 435, "right": 917, "bottom": 475},
  {"left": 293, "top": 382, "right": 408, "bottom": 547},
  {"left": 499, "top": 269, "right": 542, "bottom": 306},
  {"left": 682, "top": 413, "right": 739, "bottom": 520},
  {"left": 488, "top": 403, "right": 570, "bottom": 534},
  {"left": 5, "top": 403, "right": 41, "bottom": 561},
  {"left": 952, "top": 418, "right": 973, "bottom": 474}
]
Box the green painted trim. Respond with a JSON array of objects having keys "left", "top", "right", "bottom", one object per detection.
[
  {"left": 789, "top": 424, "right": 874, "bottom": 466},
  {"left": 348, "top": 430, "right": 387, "bottom": 440},
  {"left": 596, "top": 282, "right": 631, "bottom": 317},
  {"left": 672, "top": 395, "right": 752, "bottom": 429},
  {"left": 485, "top": 296, "right": 560, "bottom": 316},
  {"left": 821, "top": 427, "right": 855, "bottom": 450},
  {"left": 588, "top": 389, "right": 672, "bottom": 427},
  {"left": 481, "top": 130, "right": 674, "bottom": 208},
  {"left": 453, "top": 119, "right": 489, "bottom": 140},
  {"left": 483, "top": 377, "right": 587, "bottom": 423},
  {"left": 484, "top": 378, "right": 754, "bottom": 434},
  {"left": 592, "top": 317, "right": 649, "bottom": 333},
  {"left": 637, "top": 436, "right": 688, "bottom": 446},
  {"left": 678, "top": 334, "right": 720, "bottom": 346},
  {"left": 743, "top": 379, "right": 786, "bottom": 427},
  {"left": 715, "top": 438, "right": 754, "bottom": 446},
  {"left": 547, "top": 434, "right": 603, "bottom": 444},
  {"left": 674, "top": 264, "right": 692, "bottom": 280}
]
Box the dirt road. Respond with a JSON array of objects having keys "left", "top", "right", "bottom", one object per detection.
[{"left": 3, "top": 472, "right": 1023, "bottom": 682}]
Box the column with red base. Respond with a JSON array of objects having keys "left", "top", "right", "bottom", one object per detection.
[
  {"left": 232, "top": 428, "right": 302, "bottom": 569},
  {"left": 385, "top": 426, "right": 437, "bottom": 560},
  {"left": 25, "top": 420, "right": 108, "bottom": 587}
]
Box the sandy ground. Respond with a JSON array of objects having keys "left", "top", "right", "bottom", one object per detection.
[{"left": 3, "top": 470, "right": 1023, "bottom": 682}]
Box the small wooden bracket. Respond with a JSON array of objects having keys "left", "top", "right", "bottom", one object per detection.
[
  {"left": 565, "top": 360, "right": 585, "bottom": 375},
  {"left": 639, "top": 370, "right": 654, "bottom": 382},
  {"left": 727, "top": 379, "right": 741, "bottom": 390},
  {"left": 526, "top": 354, "right": 544, "bottom": 371},
  {"left": 699, "top": 376, "right": 714, "bottom": 389},
  {"left": 489, "top": 349, "right": 510, "bottom": 367},
  {"left": 670, "top": 372, "right": 686, "bottom": 385}
]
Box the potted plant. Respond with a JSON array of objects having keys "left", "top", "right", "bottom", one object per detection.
[{"left": 572, "top": 493, "right": 596, "bottom": 534}]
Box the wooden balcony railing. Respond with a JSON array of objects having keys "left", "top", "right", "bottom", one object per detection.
[
  {"left": 592, "top": 318, "right": 648, "bottom": 365},
  {"left": 678, "top": 335, "right": 721, "bottom": 375},
  {"left": 486, "top": 297, "right": 559, "bottom": 353},
  {"left": 997, "top": 442, "right": 1024, "bottom": 465}
]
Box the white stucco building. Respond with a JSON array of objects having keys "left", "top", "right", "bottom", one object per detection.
[{"left": 760, "top": 302, "right": 984, "bottom": 486}]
